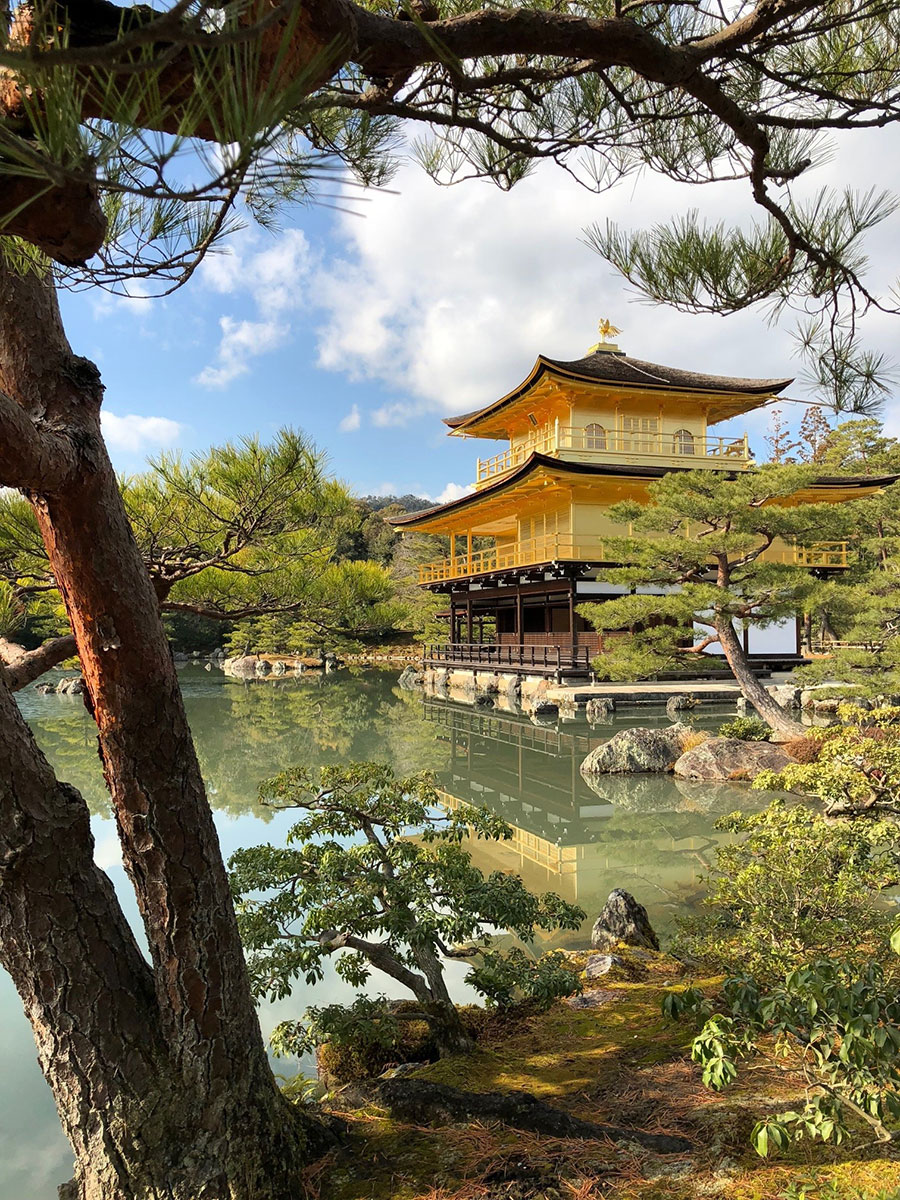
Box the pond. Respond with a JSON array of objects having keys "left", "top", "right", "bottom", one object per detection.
[{"left": 5, "top": 666, "right": 760, "bottom": 1199}]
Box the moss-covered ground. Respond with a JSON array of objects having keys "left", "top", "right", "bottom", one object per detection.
[{"left": 305, "top": 950, "right": 900, "bottom": 1200}]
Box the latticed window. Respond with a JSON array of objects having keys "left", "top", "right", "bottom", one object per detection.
[
  {"left": 584, "top": 422, "right": 607, "bottom": 450},
  {"left": 621, "top": 416, "right": 658, "bottom": 452},
  {"left": 673, "top": 428, "right": 695, "bottom": 455}
]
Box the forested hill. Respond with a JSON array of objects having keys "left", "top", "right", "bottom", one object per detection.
[{"left": 361, "top": 494, "right": 432, "bottom": 514}]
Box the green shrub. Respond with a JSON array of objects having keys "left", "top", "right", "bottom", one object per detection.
[
  {"left": 665, "top": 951, "right": 900, "bottom": 1154},
  {"left": 755, "top": 704, "right": 900, "bottom": 816},
  {"left": 718, "top": 716, "right": 771, "bottom": 741},
  {"left": 672, "top": 800, "right": 900, "bottom": 978}
]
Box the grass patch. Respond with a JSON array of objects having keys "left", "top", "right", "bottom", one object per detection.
[{"left": 312, "top": 951, "right": 900, "bottom": 1200}]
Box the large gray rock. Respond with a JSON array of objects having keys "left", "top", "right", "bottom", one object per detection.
[
  {"left": 766, "top": 683, "right": 801, "bottom": 710},
  {"left": 673, "top": 736, "right": 793, "bottom": 782},
  {"left": 254, "top": 659, "right": 272, "bottom": 677},
  {"left": 591, "top": 889, "right": 659, "bottom": 952},
  {"left": 665, "top": 695, "right": 696, "bottom": 719},
  {"left": 271, "top": 659, "right": 287, "bottom": 676},
  {"left": 581, "top": 723, "right": 692, "bottom": 775},
  {"left": 531, "top": 698, "right": 559, "bottom": 717}
]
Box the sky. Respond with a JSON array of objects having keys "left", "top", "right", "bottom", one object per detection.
[{"left": 57, "top": 126, "right": 900, "bottom": 505}]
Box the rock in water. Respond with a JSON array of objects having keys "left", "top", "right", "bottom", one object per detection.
[
  {"left": 398, "top": 664, "right": 425, "bottom": 690},
  {"left": 766, "top": 683, "right": 801, "bottom": 709},
  {"left": 592, "top": 889, "right": 659, "bottom": 952},
  {"left": 673, "top": 737, "right": 792, "bottom": 782},
  {"left": 665, "top": 694, "right": 696, "bottom": 719},
  {"left": 580, "top": 723, "right": 691, "bottom": 774},
  {"left": 222, "top": 655, "right": 259, "bottom": 678},
  {"left": 55, "top": 676, "right": 85, "bottom": 695},
  {"left": 585, "top": 697, "right": 615, "bottom": 723}
]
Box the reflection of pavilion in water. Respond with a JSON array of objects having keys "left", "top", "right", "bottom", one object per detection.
[{"left": 426, "top": 699, "right": 752, "bottom": 926}]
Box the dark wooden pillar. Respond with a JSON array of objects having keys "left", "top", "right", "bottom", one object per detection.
[
  {"left": 466, "top": 595, "right": 473, "bottom": 644},
  {"left": 449, "top": 600, "right": 457, "bottom": 645},
  {"left": 516, "top": 590, "right": 524, "bottom": 648},
  {"left": 569, "top": 580, "right": 576, "bottom": 651}
]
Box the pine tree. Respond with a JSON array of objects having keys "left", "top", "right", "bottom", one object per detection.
[{"left": 578, "top": 465, "right": 864, "bottom": 736}]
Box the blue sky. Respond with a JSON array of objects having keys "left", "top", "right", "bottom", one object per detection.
[{"left": 58, "top": 127, "right": 900, "bottom": 502}]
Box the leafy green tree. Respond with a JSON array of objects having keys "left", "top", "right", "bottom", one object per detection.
[
  {"left": 229, "top": 762, "right": 584, "bottom": 1057},
  {"left": 784, "top": 422, "right": 900, "bottom": 693},
  {"left": 578, "top": 463, "right": 866, "bottom": 736},
  {"left": 0, "top": 429, "right": 408, "bottom": 681},
  {"left": 673, "top": 800, "right": 900, "bottom": 979}
]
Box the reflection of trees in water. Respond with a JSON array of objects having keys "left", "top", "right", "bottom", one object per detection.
[
  {"left": 190, "top": 672, "right": 450, "bottom": 817},
  {"left": 24, "top": 670, "right": 451, "bottom": 822},
  {"left": 29, "top": 704, "right": 111, "bottom": 817}
]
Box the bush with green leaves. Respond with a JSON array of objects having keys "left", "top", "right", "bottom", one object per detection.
[
  {"left": 755, "top": 705, "right": 900, "bottom": 817},
  {"left": 229, "top": 763, "right": 585, "bottom": 1061},
  {"left": 717, "top": 716, "right": 771, "bottom": 741},
  {"left": 673, "top": 800, "right": 900, "bottom": 978},
  {"left": 665, "top": 945, "right": 900, "bottom": 1153}
]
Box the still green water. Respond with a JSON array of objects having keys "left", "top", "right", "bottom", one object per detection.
[{"left": 6, "top": 666, "right": 758, "bottom": 1199}]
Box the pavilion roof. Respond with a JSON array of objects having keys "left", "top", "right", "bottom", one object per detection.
[{"left": 444, "top": 350, "right": 793, "bottom": 434}]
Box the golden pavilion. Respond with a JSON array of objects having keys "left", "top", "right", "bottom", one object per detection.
[{"left": 394, "top": 326, "right": 892, "bottom": 679}]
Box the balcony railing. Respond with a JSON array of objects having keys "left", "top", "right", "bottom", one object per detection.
[
  {"left": 475, "top": 425, "right": 750, "bottom": 484},
  {"left": 419, "top": 534, "right": 608, "bottom": 583},
  {"left": 418, "top": 534, "right": 850, "bottom": 582},
  {"left": 424, "top": 641, "right": 594, "bottom": 676},
  {"left": 776, "top": 541, "right": 849, "bottom": 568}
]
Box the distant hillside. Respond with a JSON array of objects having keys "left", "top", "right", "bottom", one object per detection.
[{"left": 361, "top": 494, "right": 432, "bottom": 514}]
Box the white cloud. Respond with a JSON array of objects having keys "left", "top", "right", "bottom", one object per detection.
[
  {"left": 339, "top": 404, "right": 362, "bottom": 432},
  {"left": 429, "top": 481, "right": 469, "bottom": 504},
  {"left": 195, "top": 316, "right": 288, "bottom": 388},
  {"left": 101, "top": 411, "right": 184, "bottom": 454},
  {"left": 371, "top": 400, "right": 427, "bottom": 427},
  {"left": 312, "top": 132, "right": 900, "bottom": 431},
  {"left": 196, "top": 229, "right": 314, "bottom": 388}
]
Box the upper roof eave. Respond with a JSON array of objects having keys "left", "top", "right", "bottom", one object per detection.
[
  {"left": 443, "top": 354, "right": 794, "bottom": 434},
  {"left": 392, "top": 454, "right": 900, "bottom": 531}
]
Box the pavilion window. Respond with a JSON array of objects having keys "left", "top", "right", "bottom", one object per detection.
[
  {"left": 673, "top": 428, "right": 695, "bottom": 456},
  {"left": 621, "top": 415, "right": 659, "bottom": 452},
  {"left": 584, "top": 422, "right": 607, "bottom": 451}
]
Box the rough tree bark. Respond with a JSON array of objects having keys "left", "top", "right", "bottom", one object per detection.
[
  {"left": 0, "top": 263, "right": 328, "bottom": 1195},
  {"left": 715, "top": 619, "right": 805, "bottom": 738}
]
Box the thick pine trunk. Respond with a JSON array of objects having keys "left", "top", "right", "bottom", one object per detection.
[
  {"left": 716, "top": 619, "right": 805, "bottom": 738},
  {"left": 0, "top": 261, "right": 326, "bottom": 1194}
]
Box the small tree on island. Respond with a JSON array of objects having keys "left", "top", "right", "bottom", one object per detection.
[
  {"left": 229, "top": 763, "right": 585, "bottom": 1060},
  {"left": 579, "top": 464, "right": 864, "bottom": 737}
]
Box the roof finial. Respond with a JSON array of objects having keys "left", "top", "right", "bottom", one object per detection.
[{"left": 587, "top": 318, "right": 623, "bottom": 355}]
